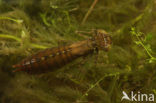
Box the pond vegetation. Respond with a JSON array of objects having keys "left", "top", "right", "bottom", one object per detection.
[{"left": 0, "top": 0, "right": 156, "bottom": 103}]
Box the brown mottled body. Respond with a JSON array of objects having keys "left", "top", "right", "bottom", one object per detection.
[{"left": 13, "top": 29, "right": 111, "bottom": 74}]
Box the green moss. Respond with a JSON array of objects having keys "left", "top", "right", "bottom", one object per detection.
[{"left": 0, "top": 0, "right": 156, "bottom": 103}]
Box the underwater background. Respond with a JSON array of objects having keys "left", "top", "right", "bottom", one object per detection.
[{"left": 0, "top": 0, "right": 156, "bottom": 103}]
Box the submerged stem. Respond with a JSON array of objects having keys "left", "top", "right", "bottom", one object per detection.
[
  {"left": 0, "top": 34, "right": 49, "bottom": 49},
  {"left": 81, "top": 0, "right": 98, "bottom": 25}
]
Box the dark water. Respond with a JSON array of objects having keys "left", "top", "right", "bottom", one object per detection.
[{"left": 0, "top": 0, "right": 156, "bottom": 103}]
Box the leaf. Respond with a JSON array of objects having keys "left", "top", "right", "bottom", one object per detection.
[
  {"left": 145, "top": 44, "right": 152, "bottom": 52},
  {"left": 137, "top": 32, "right": 143, "bottom": 36},
  {"left": 149, "top": 59, "right": 153, "bottom": 63},
  {"left": 130, "top": 27, "right": 136, "bottom": 35},
  {"left": 85, "top": 93, "right": 88, "bottom": 96},
  {"left": 40, "top": 13, "right": 51, "bottom": 26},
  {"left": 149, "top": 57, "right": 156, "bottom": 63},
  {"left": 134, "top": 41, "right": 141, "bottom": 45}
]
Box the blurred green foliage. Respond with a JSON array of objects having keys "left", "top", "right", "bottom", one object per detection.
[{"left": 0, "top": 0, "right": 156, "bottom": 103}]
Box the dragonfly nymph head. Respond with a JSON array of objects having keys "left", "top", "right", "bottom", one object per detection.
[{"left": 92, "top": 29, "right": 112, "bottom": 51}]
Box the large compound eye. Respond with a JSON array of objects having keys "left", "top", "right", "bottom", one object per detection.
[
  {"left": 105, "top": 36, "right": 112, "bottom": 50},
  {"left": 101, "top": 34, "right": 111, "bottom": 51}
]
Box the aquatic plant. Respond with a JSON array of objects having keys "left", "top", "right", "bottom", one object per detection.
[{"left": 0, "top": 0, "right": 156, "bottom": 103}]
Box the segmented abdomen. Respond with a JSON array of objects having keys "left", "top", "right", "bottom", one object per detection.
[{"left": 13, "top": 40, "right": 94, "bottom": 74}]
